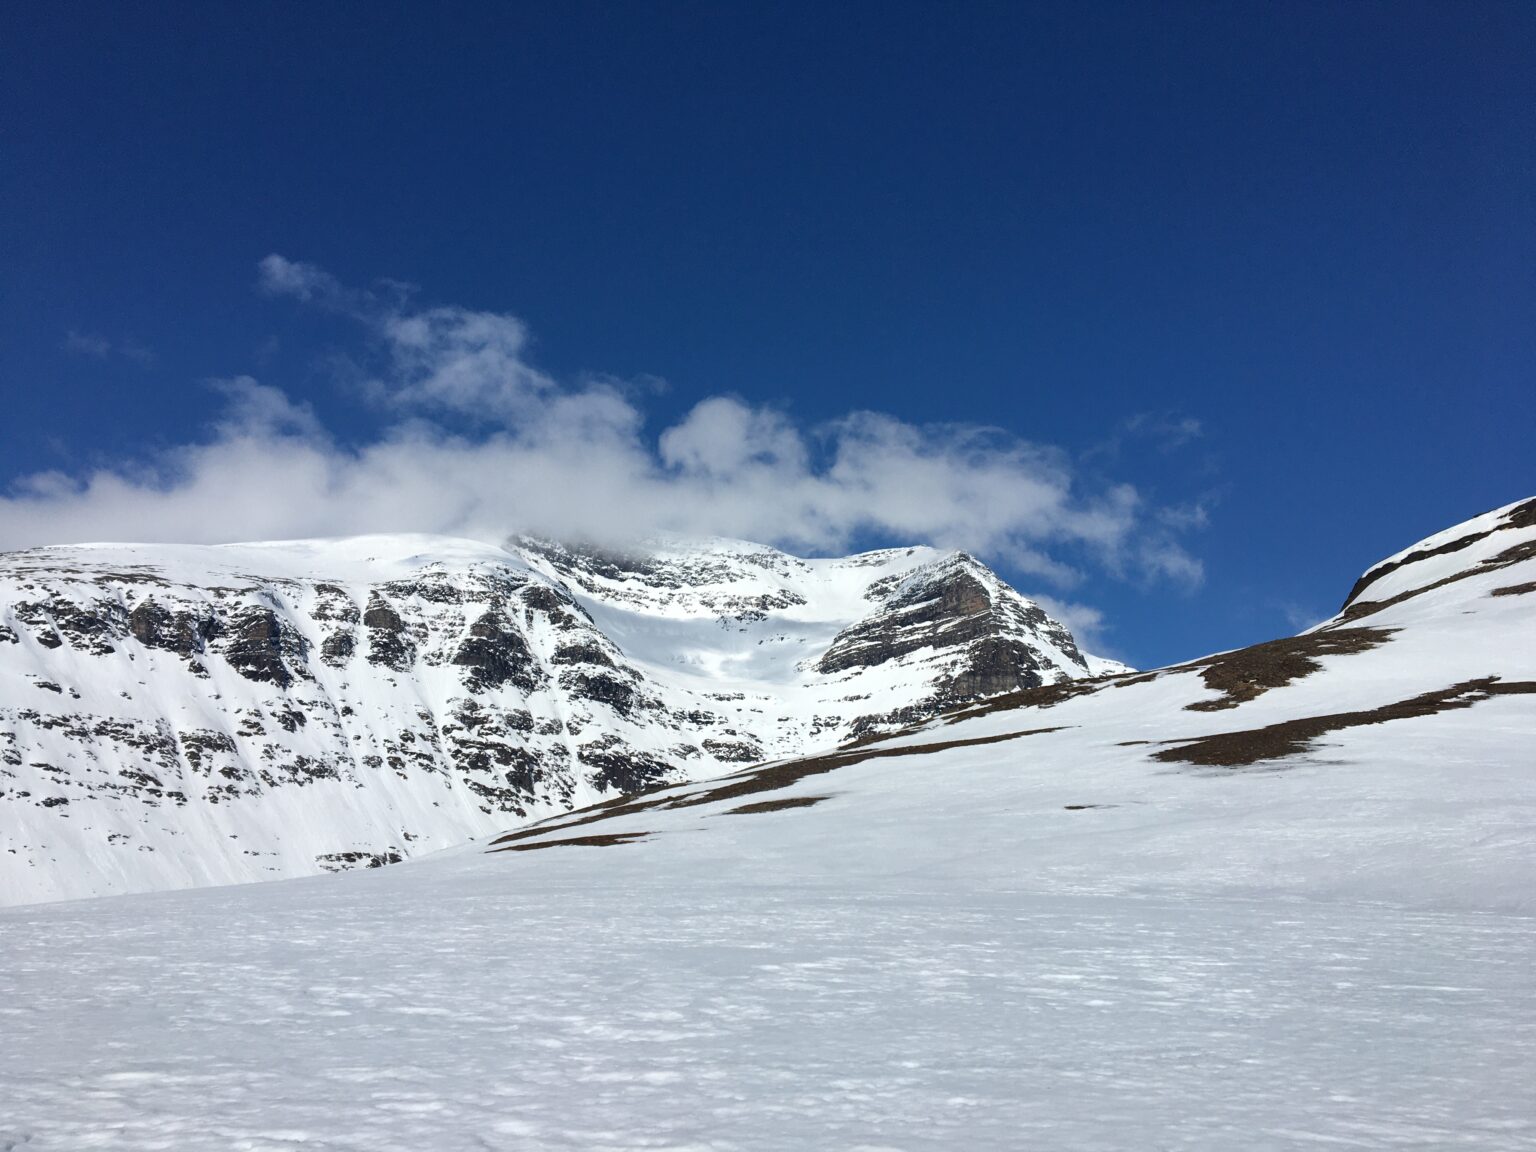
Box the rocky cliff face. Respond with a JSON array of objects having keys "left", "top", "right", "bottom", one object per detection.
[
  {"left": 813, "top": 554, "right": 1092, "bottom": 730},
  {"left": 0, "top": 533, "right": 1117, "bottom": 903}
]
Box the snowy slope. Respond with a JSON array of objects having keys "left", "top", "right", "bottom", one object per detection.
[
  {"left": 0, "top": 533, "right": 1108, "bottom": 904},
  {"left": 488, "top": 495, "right": 1535, "bottom": 913},
  {"left": 516, "top": 534, "right": 1116, "bottom": 728},
  {"left": 0, "top": 498, "right": 1532, "bottom": 1150}
]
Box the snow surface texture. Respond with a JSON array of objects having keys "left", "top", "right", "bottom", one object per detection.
[
  {"left": 0, "top": 535, "right": 1109, "bottom": 905},
  {"left": 1, "top": 498, "right": 1533, "bottom": 1150}
]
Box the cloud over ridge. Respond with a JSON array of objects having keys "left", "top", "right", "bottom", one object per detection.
[{"left": 2, "top": 257, "right": 1203, "bottom": 597}]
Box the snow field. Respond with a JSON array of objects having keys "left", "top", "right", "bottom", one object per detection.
[
  {"left": 2, "top": 501, "right": 1533, "bottom": 1148},
  {"left": 2, "top": 861, "right": 1534, "bottom": 1151}
]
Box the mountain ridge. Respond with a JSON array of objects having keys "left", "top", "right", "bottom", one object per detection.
[
  {"left": 0, "top": 532, "right": 1111, "bottom": 905},
  {"left": 470, "top": 493, "right": 1536, "bottom": 914}
]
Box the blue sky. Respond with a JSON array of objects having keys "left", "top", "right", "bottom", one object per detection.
[{"left": 2, "top": 2, "right": 1532, "bottom": 667}]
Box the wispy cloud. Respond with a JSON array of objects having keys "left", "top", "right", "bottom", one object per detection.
[
  {"left": 1030, "top": 594, "right": 1114, "bottom": 657},
  {"left": 1085, "top": 411, "right": 1205, "bottom": 462},
  {"left": 62, "top": 329, "right": 157, "bottom": 367},
  {"left": 7, "top": 258, "right": 1205, "bottom": 593},
  {"left": 119, "top": 340, "right": 158, "bottom": 368},
  {"left": 1279, "top": 602, "right": 1328, "bottom": 633},
  {"left": 62, "top": 330, "right": 112, "bottom": 359}
]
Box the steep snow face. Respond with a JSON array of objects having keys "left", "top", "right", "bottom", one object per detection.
[
  {"left": 0, "top": 533, "right": 1105, "bottom": 905},
  {"left": 1, "top": 501, "right": 1533, "bottom": 1151},
  {"left": 1335, "top": 494, "right": 1536, "bottom": 617},
  {"left": 517, "top": 536, "right": 1116, "bottom": 730}
]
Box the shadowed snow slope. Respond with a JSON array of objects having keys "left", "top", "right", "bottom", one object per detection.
[
  {"left": 0, "top": 535, "right": 1111, "bottom": 905},
  {"left": 0, "top": 498, "right": 1533, "bottom": 1150}
]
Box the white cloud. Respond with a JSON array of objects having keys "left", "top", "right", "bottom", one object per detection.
[
  {"left": 375, "top": 307, "right": 557, "bottom": 420},
  {"left": 208, "top": 376, "right": 328, "bottom": 441},
  {"left": 256, "top": 254, "right": 348, "bottom": 307},
  {"left": 659, "top": 396, "right": 808, "bottom": 478},
  {"left": 4, "top": 257, "right": 1204, "bottom": 595}
]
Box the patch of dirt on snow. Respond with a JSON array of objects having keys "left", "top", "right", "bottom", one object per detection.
[
  {"left": 488, "top": 727, "right": 1067, "bottom": 852},
  {"left": 1152, "top": 677, "right": 1536, "bottom": 768},
  {"left": 973, "top": 628, "right": 1394, "bottom": 717},
  {"left": 1180, "top": 627, "right": 1395, "bottom": 712},
  {"left": 661, "top": 726, "right": 1066, "bottom": 812},
  {"left": 1491, "top": 581, "right": 1536, "bottom": 598},
  {"left": 941, "top": 677, "right": 1118, "bottom": 723},
  {"left": 724, "top": 795, "right": 830, "bottom": 815},
  {"left": 493, "top": 832, "right": 651, "bottom": 852}
]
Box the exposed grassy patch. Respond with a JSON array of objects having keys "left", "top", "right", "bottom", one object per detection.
[
  {"left": 492, "top": 832, "right": 651, "bottom": 852},
  {"left": 724, "top": 795, "right": 829, "bottom": 815},
  {"left": 1492, "top": 581, "right": 1536, "bottom": 598},
  {"left": 1180, "top": 628, "right": 1394, "bottom": 711},
  {"left": 942, "top": 676, "right": 1118, "bottom": 722},
  {"left": 490, "top": 726, "right": 1066, "bottom": 852},
  {"left": 1153, "top": 678, "right": 1536, "bottom": 768}
]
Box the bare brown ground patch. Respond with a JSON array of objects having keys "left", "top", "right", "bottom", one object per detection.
[
  {"left": 942, "top": 677, "right": 1121, "bottom": 723},
  {"left": 962, "top": 630, "right": 1393, "bottom": 717},
  {"left": 724, "top": 795, "right": 829, "bottom": 815},
  {"left": 669, "top": 727, "right": 1063, "bottom": 810},
  {"left": 1179, "top": 628, "right": 1395, "bottom": 711},
  {"left": 946, "top": 628, "right": 1395, "bottom": 723},
  {"left": 1492, "top": 581, "right": 1536, "bottom": 597},
  {"left": 492, "top": 831, "right": 651, "bottom": 852},
  {"left": 1153, "top": 678, "right": 1536, "bottom": 768},
  {"left": 489, "top": 726, "right": 1066, "bottom": 852},
  {"left": 488, "top": 797, "right": 673, "bottom": 846}
]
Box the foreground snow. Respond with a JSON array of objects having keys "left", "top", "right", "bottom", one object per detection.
[{"left": 3, "top": 861, "right": 1533, "bottom": 1151}]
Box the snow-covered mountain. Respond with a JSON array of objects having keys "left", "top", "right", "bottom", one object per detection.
[
  {"left": 2, "top": 499, "right": 1532, "bottom": 1151},
  {"left": 0, "top": 533, "right": 1115, "bottom": 904},
  {"left": 486, "top": 494, "right": 1536, "bottom": 912}
]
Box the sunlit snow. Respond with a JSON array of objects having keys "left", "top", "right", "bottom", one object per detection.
[{"left": 1, "top": 498, "right": 1533, "bottom": 1149}]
